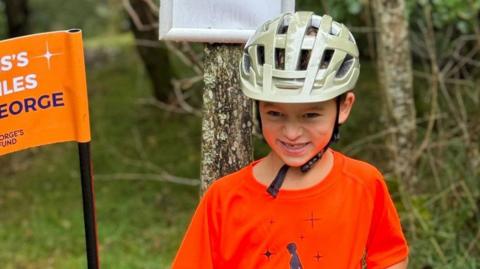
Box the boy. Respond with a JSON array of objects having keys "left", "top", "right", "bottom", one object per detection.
[{"left": 172, "top": 11, "right": 408, "bottom": 268}]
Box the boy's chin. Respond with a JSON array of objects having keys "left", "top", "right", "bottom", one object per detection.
[
  {"left": 273, "top": 149, "right": 328, "bottom": 168},
  {"left": 277, "top": 155, "right": 313, "bottom": 168}
]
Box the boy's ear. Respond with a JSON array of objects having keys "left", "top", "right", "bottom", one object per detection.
[{"left": 338, "top": 92, "right": 355, "bottom": 124}]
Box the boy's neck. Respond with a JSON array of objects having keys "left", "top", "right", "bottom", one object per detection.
[{"left": 253, "top": 149, "right": 334, "bottom": 190}]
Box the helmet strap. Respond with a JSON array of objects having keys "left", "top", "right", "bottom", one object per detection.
[
  {"left": 266, "top": 97, "right": 341, "bottom": 198},
  {"left": 301, "top": 96, "right": 341, "bottom": 172},
  {"left": 255, "top": 101, "right": 262, "bottom": 134},
  {"left": 266, "top": 164, "right": 289, "bottom": 198}
]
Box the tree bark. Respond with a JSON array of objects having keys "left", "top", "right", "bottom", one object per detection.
[
  {"left": 4, "top": 0, "right": 30, "bottom": 37},
  {"left": 372, "top": 0, "right": 417, "bottom": 189},
  {"left": 126, "top": 0, "right": 173, "bottom": 102},
  {"left": 200, "top": 44, "right": 253, "bottom": 193}
]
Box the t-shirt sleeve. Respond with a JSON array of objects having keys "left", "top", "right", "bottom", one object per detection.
[
  {"left": 366, "top": 176, "right": 409, "bottom": 269},
  {"left": 171, "top": 187, "right": 219, "bottom": 269}
]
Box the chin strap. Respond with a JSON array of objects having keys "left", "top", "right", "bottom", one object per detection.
[
  {"left": 266, "top": 164, "right": 289, "bottom": 198},
  {"left": 266, "top": 97, "right": 341, "bottom": 198}
]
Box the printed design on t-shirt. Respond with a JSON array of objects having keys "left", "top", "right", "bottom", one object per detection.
[
  {"left": 287, "top": 242, "right": 303, "bottom": 269},
  {"left": 313, "top": 251, "right": 323, "bottom": 262},
  {"left": 261, "top": 211, "right": 325, "bottom": 266},
  {"left": 262, "top": 248, "right": 275, "bottom": 260},
  {"left": 304, "top": 211, "right": 321, "bottom": 227}
]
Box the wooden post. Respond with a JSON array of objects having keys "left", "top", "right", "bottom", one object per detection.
[{"left": 200, "top": 44, "right": 254, "bottom": 193}]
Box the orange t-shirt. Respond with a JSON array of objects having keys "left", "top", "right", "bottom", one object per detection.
[{"left": 172, "top": 150, "right": 408, "bottom": 269}]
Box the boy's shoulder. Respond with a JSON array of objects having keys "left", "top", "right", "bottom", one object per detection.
[
  {"left": 335, "top": 151, "right": 386, "bottom": 191},
  {"left": 206, "top": 161, "right": 254, "bottom": 194},
  {"left": 338, "top": 151, "right": 383, "bottom": 178}
]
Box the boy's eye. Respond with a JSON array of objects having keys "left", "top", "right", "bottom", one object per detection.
[
  {"left": 267, "top": 111, "right": 283, "bottom": 117},
  {"left": 303, "top": 112, "right": 320, "bottom": 118}
]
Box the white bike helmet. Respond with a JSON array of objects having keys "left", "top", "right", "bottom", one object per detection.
[{"left": 240, "top": 11, "right": 360, "bottom": 103}]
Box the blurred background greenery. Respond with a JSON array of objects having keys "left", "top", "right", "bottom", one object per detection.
[{"left": 0, "top": 0, "right": 479, "bottom": 268}]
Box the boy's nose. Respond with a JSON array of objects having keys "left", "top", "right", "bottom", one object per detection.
[{"left": 282, "top": 123, "right": 303, "bottom": 141}]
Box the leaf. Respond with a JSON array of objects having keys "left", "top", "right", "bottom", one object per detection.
[
  {"left": 456, "top": 21, "right": 469, "bottom": 34},
  {"left": 348, "top": 1, "right": 362, "bottom": 15}
]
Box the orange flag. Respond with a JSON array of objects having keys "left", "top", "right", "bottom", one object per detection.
[{"left": 0, "top": 30, "right": 90, "bottom": 156}]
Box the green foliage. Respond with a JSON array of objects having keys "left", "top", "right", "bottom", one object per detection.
[
  {"left": 297, "top": 0, "right": 364, "bottom": 21},
  {"left": 0, "top": 0, "right": 124, "bottom": 39},
  {"left": 298, "top": 0, "right": 480, "bottom": 34},
  {"left": 407, "top": 0, "right": 480, "bottom": 33},
  {"left": 28, "top": 0, "right": 126, "bottom": 37}
]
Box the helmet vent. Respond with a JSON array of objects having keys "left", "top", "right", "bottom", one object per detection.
[
  {"left": 278, "top": 16, "right": 290, "bottom": 34},
  {"left": 306, "top": 26, "right": 318, "bottom": 36},
  {"left": 297, "top": 49, "right": 311, "bottom": 70},
  {"left": 335, "top": 54, "right": 354, "bottom": 78},
  {"left": 275, "top": 48, "right": 285, "bottom": 69},
  {"left": 320, "top": 49, "right": 334, "bottom": 69},
  {"left": 243, "top": 53, "right": 251, "bottom": 74},
  {"left": 257, "top": 45, "right": 265, "bottom": 66},
  {"left": 278, "top": 24, "right": 289, "bottom": 34},
  {"left": 329, "top": 23, "right": 340, "bottom": 36}
]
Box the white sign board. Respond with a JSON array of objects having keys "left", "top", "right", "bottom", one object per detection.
[{"left": 159, "top": 0, "right": 295, "bottom": 43}]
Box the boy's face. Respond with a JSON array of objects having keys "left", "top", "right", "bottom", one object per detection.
[{"left": 259, "top": 93, "right": 354, "bottom": 167}]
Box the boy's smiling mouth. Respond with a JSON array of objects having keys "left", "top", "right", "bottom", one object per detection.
[{"left": 278, "top": 140, "right": 311, "bottom": 154}]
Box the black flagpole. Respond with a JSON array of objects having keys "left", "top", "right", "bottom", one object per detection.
[{"left": 78, "top": 142, "right": 100, "bottom": 269}]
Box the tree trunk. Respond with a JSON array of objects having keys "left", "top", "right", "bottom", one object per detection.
[
  {"left": 4, "top": 0, "right": 30, "bottom": 37},
  {"left": 372, "top": 0, "right": 417, "bottom": 189},
  {"left": 200, "top": 44, "right": 253, "bottom": 194},
  {"left": 1, "top": 0, "right": 29, "bottom": 172},
  {"left": 127, "top": 0, "right": 173, "bottom": 102}
]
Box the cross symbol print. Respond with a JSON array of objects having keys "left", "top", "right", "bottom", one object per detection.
[
  {"left": 314, "top": 251, "right": 323, "bottom": 262},
  {"left": 304, "top": 212, "right": 321, "bottom": 228}
]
